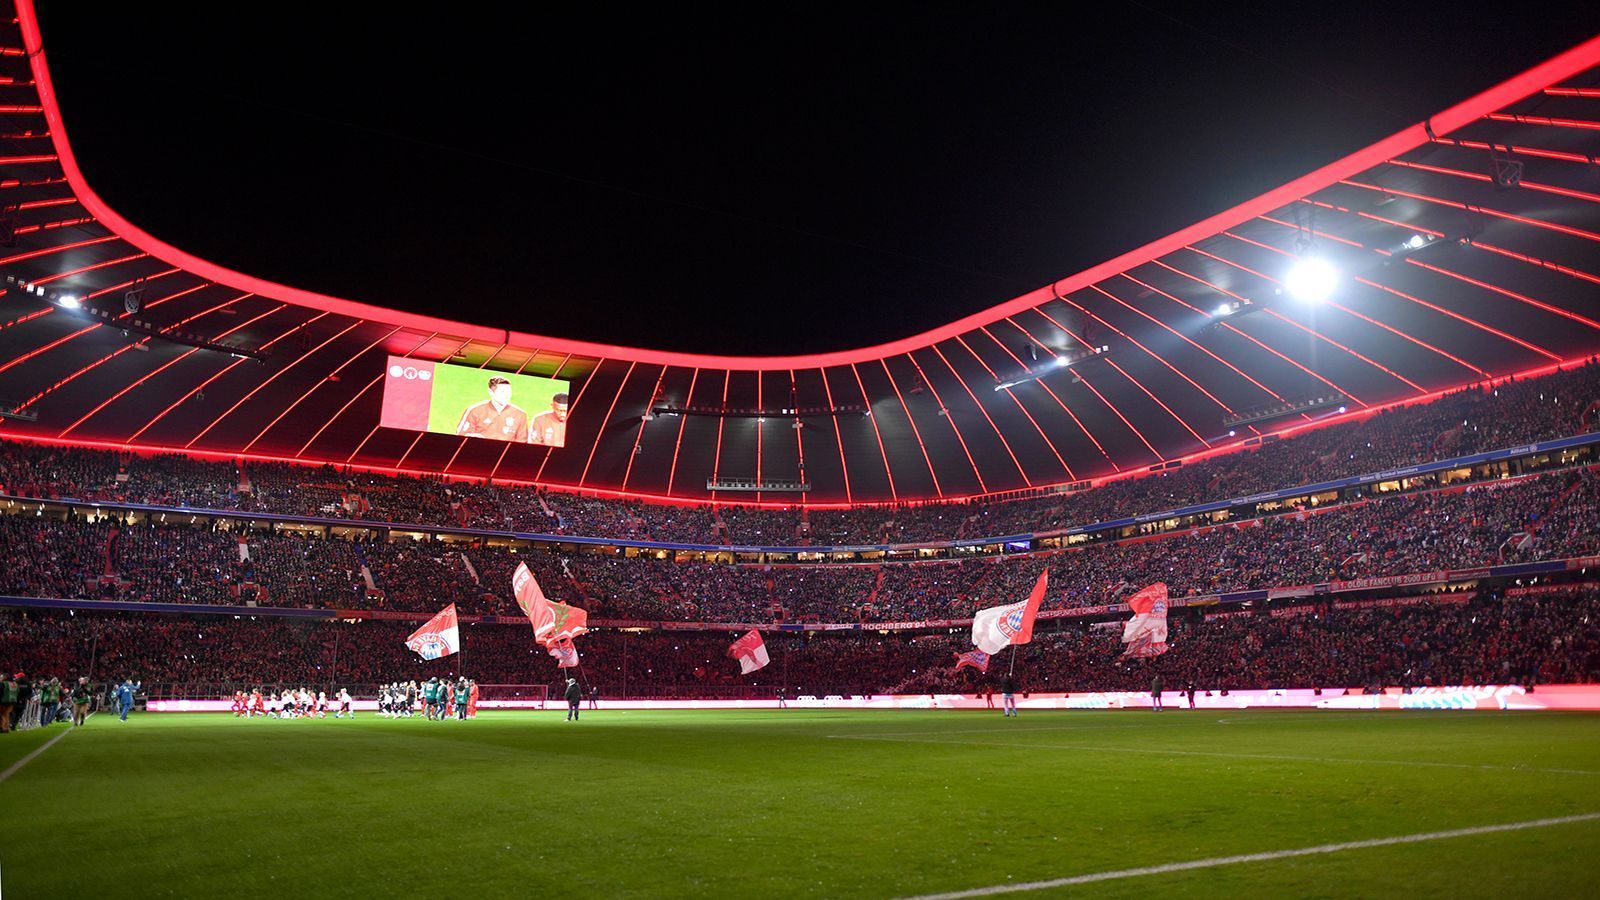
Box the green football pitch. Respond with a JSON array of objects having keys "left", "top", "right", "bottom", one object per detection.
[{"left": 2, "top": 709, "right": 1598, "bottom": 898}]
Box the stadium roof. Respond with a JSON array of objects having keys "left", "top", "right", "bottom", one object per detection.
[{"left": 0, "top": 0, "right": 1597, "bottom": 505}]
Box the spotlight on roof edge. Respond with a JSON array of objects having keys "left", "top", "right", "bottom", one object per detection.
[
  {"left": 995, "top": 345, "right": 1109, "bottom": 391},
  {"left": 1285, "top": 256, "right": 1338, "bottom": 303},
  {"left": 57, "top": 294, "right": 80, "bottom": 309}
]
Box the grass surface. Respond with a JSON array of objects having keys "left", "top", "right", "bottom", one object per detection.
[{"left": 2, "top": 709, "right": 1598, "bottom": 898}]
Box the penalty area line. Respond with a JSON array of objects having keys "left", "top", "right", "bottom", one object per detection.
[{"left": 900, "top": 811, "right": 1600, "bottom": 899}]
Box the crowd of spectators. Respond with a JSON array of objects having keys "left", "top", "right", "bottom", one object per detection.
[
  {"left": 1, "top": 361, "right": 1595, "bottom": 546},
  {"left": 5, "top": 588, "right": 1596, "bottom": 698},
  {"left": 2, "top": 466, "right": 1596, "bottom": 624}
]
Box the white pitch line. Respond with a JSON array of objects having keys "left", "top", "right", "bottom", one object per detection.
[
  {"left": 901, "top": 811, "right": 1600, "bottom": 899},
  {"left": 0, "top": 723, "right": 76, "bottom": 785},
  {"left": 830, "top": 734, "right": 1600, "bottom": 777}
]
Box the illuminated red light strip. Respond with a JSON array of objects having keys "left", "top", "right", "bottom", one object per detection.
[
  {"left": 818, "top": 367, "right": 854, "bottom": 503},
  {"left": 904, "top": 352, "right": 989, "bottom": 492},
  {"left": 17, "top": 293, "right": 245, "bottom": 413},
  {"left": 1428, "top": 136, "right": 1595, "bottom": 165},
  {"left": 874, "top": 359, "right": 938, "bottom": 496},
  {"left": 755, "top": 372, "right": 764, "bottom": 502},
  {"left": 484, "top": 345, "right": 552, "bottom": 481},
  {"left": 0, "top": 103, "right": 42, "bottom": 113},
  {"left": 85, "top": 267, "right": 182, "bottom": 301},
  {"left": 1147, "top": 260, "right": 1365, "bottom": 405},
  {"left": 1030, "top": 307, "right": 1163, "bottom": 459},
  {"left": 1485, "top": 111, "right": 1600, "bottom": 131},
  {"left": 365, "top": 336, "right": 473, "bottom": 467},
  {"left": 620, "top": 365, "right": 668, "bottom": 493},
  {"left": 928, "top": 342, "right": 1031, "bottom": 485},
  {"left": 0, "top": 305, "right": 50, "bottom": 332},
  {"left": 14, "top": 216, "right": 95, "bottom": 235},
  {"left": 1229, "top": 226, "right": 1498, "bottom": 376},
  {"left": 1056, "top": 288, "right": 1216, "bottom": 445},
  {"left": 0, "top": 154, "right": 58, "bottom": 165},
  {"left": 1116, "top": 273, "right": 1296, "bottom": 407},
  {"left": 186, "top": 316, "right": 359, "bottom": 448},
  {"left": 1545, "top": 86, "right": 1600, "bottom": 97},
  {"left": 1190, "top": 241, "right": 1446, "bottom": 388},
  {"left": 1383, "top": 157, "right": 1600, "bottom": 205},
  {"left": 29, "top": 251, "right": 147, "bottom": 285},
  {"left": 1083, "top": 283, "right": 1254, "bottom": 419},
  {"left": 17, "top": 195, "right": 75, "bottom": 210},
  {"left": 665, "top": 367, "right": 700, "bottom": 497},
  {"left": 1263, "top": 304, "right": 1425, "bottom": 392},
  {"left": 996, "top": 318, "right": 1118, "bottom": 468},
  {"left": 313, "top": 332, "right": 437, "bottom": 459},
  {"left": 241, "top": 325, "right": 404, "bottom": 454},
  {"left": 440, "top": 342, "right": 512, "bottom": 474},
  {"left": 1355, "top": 276, "right": 1559, "bottom": 361},
  {"left": 534, "top": 356, "right": 601, "bottom": 484},
  {"left": 0, "top": 323, "right": 96, "bottom": 376},
  {"left": 710, "top": 369, "right": 729, "bottom": 488},
  {"left": 790, "top": 370, "right": 807, "bottom": 507},
  {"left": 955, "top": 333, "right": 1073, "bottom": 479},
  {"left": 0, "top": 233, "right": 114, "bottom": 265},
  {"left": 578, "top": 360, "right": 636, "bottom": 487},
  {"left": 1340, "top": 178, "right": 1600, "bottom": 244},
  {"left": 1405, "top": 257, "right": 1600, "bottom": 331},
  {"left": 128, "top": 305, "right": 294, "bottom": 445}
]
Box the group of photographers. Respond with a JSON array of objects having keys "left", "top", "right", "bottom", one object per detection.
[{"left": 0, "top": 672, "right": 140, "bottom": 732}]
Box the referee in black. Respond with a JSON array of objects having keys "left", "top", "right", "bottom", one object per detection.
[{"left": 564, "top": 677, "right": 583, "bottom": 721}]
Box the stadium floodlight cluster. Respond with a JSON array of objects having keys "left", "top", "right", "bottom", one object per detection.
[
  {"left": 4, "top": 273, "right": 268, "bottom": 361},
  {"left": 994, "top": 344, "right": 1109, "bottom": 391},
  {"left": 1223, "top": 392, "right": 1349, "bottom": 428}
]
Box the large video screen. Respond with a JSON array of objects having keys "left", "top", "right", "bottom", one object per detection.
[{"left": 380, "top": 355, "right": 571, "bottom": 446}]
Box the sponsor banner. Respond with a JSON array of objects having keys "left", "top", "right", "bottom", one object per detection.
[
  {"left": 1505, "top": 582, "right": 1600, "bottom": 597},
  {"left": 1267, "top": 585, "right": 1315, "bottom": 600},
  {"left": 144, "top": 684, "right": 1600, "bottom": 713},
  {"left": 1334, "top": 593, "right": 1473, "bottom": 611}
]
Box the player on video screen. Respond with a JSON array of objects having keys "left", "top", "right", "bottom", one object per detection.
[
  {"left": 528, "top": 392, "right": 569, "bottom": 446},
  {"left": 457, "top": 376, "right": 530, "bottom": 442}
]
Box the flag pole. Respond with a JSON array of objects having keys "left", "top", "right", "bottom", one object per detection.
[{"left": 1008, "top": 642, "right": 1018, "bottom": 677}]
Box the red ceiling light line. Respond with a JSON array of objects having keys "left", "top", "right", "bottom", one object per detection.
[
  {"left": 305, "top": 331, "right": 437, "bottom": 459},
  {"left": 21, "top": 0, "right": 1598, "bottom": 375},
  {"left": 479, "top": 342, "right": 551, "bottom": 481},
  {"left": 665, "top": 367, "right": 700, "bottom": 497},
  {"left": 1545, "top": 86, "right": 1600, "bottom": 97},
  {"left": 620, "top": 365, "right": 668, "bottom": 493},
  {"left": 377, "top": 335, "right": 476, "bottom": 469},
  {"left": 790, "top": 370, "right": 808, "bottom": 507},
  {"left": 817, "top": 367, "right": 855, "bottom": 504},
  {"left": 577, "top": 360, "right": 636, "bottom": 488},
  {"left": 755, "top": 371, "right": 764, "bottom": 502},
  {"left": 0, "top": 322, "right": 96, "bottom": 376},
  {"left": 27, "top": 251, "right": 146, "bottom": 284},
  {"left": 0, "top": 232, "right": 114, "bottom": 265},
  {"left": 185, "top": 316, "right": 360, "bottom": 449},
  {"left": 17, "top": 195, "right": 74, "bottom": 210},
  {"left": 1052, "top": 289, "right": 1215, "bottom": 446},
  {"left": 1356, "top": 276, "right": 1560, "bottom": 362},
  {"left": 1484, "top": 111, "right": 1600, "bottom": 132},
  {"left": 871, "top": 360, "right": 937, "bottom": 497},
  {"left": 902, "top": 353, "right": 989, "bottom": 493},
  {"left": 953, "top": 333, "right": 1074, "bottom": 479},
  {"left": 127, "top": 305, "right": 294, "bottom": 445},
  {"left": 927, "top": 343, "right": 1033, "bottom": 485},
  {"left": 709, "top": 368, "right": 730, "bottom": 490},
  {"left": 1295, "top": 197, "right": 1600, "bottom": 309},
  {"left": 440, "top": 340, "right": 513, "bottom": 475},
  {"left": 1405, "top": 257, "right": 1600, "bottom": 332},
  {"left": 1382, "top": 157, "right": 1600, "bottom": 205},
  {"left": 1171, "top": 249, "right": 1420, "bottom": 393},
  {"left": 1081, "top": 284, "right": 1250, "bottom": 423},
  {"left": 0, "top": 305, "right": 48, "bottom": 332},
  {"left": 1227, "top": 227, "right": 1493, "bottom": 378},
  {"left": 995, "top": 318, "right": 1119, "bottom": 468},
  {"left": 1029, "top": 306, "right": 1164, "bottom": 459},
  {"left": 17, "top": 291, "right": 245, "bottom": 414},
  {"left": 1429, "top": 136, "right": 1596, "bottom": 166},
  {"left": 84, "top": 267, "right": 183, "bottom": 301},
  {"left": 241, "top": 324, "right": 404, "bottom": 454},
  {"left": 1146, "top": 259, "right": 1366, "bottom": 405},
  {"left": 0, "top": 154, "right": 57, "bottom": 165},
  {"left": 9, "top": 351, "right": 1597, "bottom": 513},
  {"left": 16, "top": 216, "right": 102, "bottom": 235},
  {"left": 1187, "top": 242, "right": 1439, "bottom": 389},
  {"left": 1340, "top": 178, "right": 1600, "bottom": 244},
  {"left": 533, "top": 355, "right": 600, "bottom": 485}
]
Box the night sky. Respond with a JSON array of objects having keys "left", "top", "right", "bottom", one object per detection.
[{"left": 33, "top": 3, "right": 1600, "bottom": 355}]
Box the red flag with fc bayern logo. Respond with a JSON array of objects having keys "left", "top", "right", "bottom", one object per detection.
[
  {"left": 728, "top": 630, "right": 770, "bottom": 674},
  {"left": 405, "top": 604, "right": 461, "bottom": 660}
]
